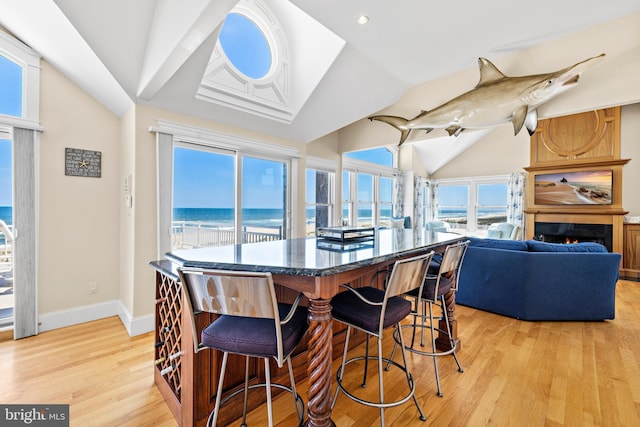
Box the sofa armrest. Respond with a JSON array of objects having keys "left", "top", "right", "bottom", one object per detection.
[
  {"left": 520, "top": 252, "right": 620, "bottom": 320},
  {"left": 457, "top": 246, "right": 530, "bottom": 318}
]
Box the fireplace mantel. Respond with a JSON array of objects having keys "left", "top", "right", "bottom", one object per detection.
[{"left": 524, "top": 107, "right": 627, "bottom": 256}]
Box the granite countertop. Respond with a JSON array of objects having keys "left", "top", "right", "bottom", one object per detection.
[{"left": 156, "top": 229, "right": 463, "bottom": 277}]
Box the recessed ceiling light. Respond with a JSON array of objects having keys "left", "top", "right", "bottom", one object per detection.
[{"left": 357, "top": 15, "right": 369, "bottom": 25}]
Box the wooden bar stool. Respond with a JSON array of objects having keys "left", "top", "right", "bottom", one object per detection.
[{"left": 178, "top": 268, "right": 308, "bottom": 426}]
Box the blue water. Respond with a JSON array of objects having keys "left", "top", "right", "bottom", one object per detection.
[
  {"left": 0, "top": 206, "right": 10, "bottom": 225},
  {"left": 0, "top": 206, "right": 10, "bottom": 245},
  {"left": 174, "top": 208, "right": 285, "bottom": 227},
  {"left": 174, "top": 207, "right": 396, "bottom": 227}
]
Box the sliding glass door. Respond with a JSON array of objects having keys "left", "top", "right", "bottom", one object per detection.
[
  {"left": 0, "top": 136, "right": 12, "bottom": 328},
  {"left": 241, "top": 156, "right": 286, "bottom": 243},
  {"left": 172, "top": 145, "right": 288, "bottom": 249}
]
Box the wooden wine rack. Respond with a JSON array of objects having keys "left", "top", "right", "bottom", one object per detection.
[{"left": 155, "top": 268, "right": 183, "bottom": 400}]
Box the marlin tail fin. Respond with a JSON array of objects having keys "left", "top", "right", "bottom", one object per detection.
[{"left": 368, "top": 115, "right": 412, "bottom": 145}]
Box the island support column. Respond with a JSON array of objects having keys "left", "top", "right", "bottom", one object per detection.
[{"left": 304, "top": 297, "right": 336, "bottom": 427}]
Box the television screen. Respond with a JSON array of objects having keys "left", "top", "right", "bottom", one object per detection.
[{"left": 534, "top": 170, "right": 612, "bottom": 205}]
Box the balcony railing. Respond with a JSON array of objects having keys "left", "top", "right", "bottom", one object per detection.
[{"left": 171, "top": 221, "right": 283, "bottom": 249}]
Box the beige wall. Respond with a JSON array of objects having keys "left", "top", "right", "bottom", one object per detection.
[{"left": 38, "top": 61, "right": 120, "bottom": 313}]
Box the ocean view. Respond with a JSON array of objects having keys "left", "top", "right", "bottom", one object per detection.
[
  {"left": 174, "top": 207, "right": 285, "bottom": 227},
  {"left": 0, "top": 206, "right": 11, "bottom": 225},
  {"left": 1, "top": 206, "right": 505, "bottom": 227}
]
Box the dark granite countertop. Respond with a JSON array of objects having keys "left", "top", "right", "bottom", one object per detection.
[{"left": 156, "top": 229, "right": 463, "bottom": 277}]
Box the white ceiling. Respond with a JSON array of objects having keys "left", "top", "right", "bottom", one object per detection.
[{"left": 1, "top": 0, "right": 639, "bottom": 166}]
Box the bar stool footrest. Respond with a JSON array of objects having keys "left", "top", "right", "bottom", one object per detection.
[
  {"left": 335, "top": 355, "right": 418, "bottom": 409},
  {"left": 206, "top": 382, "right": 305, "bottom": 427}
]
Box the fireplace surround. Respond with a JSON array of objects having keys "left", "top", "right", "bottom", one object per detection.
[
  {"left": 524, "top": 107, "right": 628, "bottom": 258},
  {"left": 534, "top": 222, "right": 613, "bottom": 252}
]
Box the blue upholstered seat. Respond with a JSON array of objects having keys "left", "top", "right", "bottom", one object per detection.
[
  {"left": 179, "top": 268, "right": 307, "bottom": 427},
  {"left": 202, "top": 303, "right": 308, "bottom": 358},
  {"left": 332, "top": 287, "right": 411, "bottom": 333}
]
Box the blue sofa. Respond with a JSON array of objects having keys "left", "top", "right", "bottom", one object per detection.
[{"left": 456, "top": 238, "right": 621, "bottom": 321}]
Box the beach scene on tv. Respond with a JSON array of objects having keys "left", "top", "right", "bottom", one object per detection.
[{"left": 534, "top": 170, "right": 612, "bottom": 205}]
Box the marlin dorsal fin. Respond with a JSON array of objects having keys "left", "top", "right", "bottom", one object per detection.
[{"left": 476, "top": 57, "right": 507, "bottom": 87}]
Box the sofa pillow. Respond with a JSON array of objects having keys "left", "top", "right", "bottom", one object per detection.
[
  {"left": 526, "top": 240, "right": 608, "bottom": 253},
  {"left": 390, "top": 218, "right": 405, "bottom": 229},
  {"left": 468, "top": 237, "right": 528, "bottom": 251}
]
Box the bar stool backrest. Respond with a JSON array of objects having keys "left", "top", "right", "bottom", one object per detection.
[
  {"left": 386, "top": 252, "right": 433, "bottom": 299},
  {"left": 179, "top": 268, "right": 285, "bottom": 363},
  {"left": 435, "top": 240, "right": 470, "bottom": 292}
]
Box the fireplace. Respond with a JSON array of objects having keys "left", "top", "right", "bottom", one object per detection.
[{"left": 534, "top": 222, "right": 613, "bottom": 252}]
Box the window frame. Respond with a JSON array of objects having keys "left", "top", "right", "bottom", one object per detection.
[
  {"left": 154, "top": 120, "right": 300, "bottom": 255},
  {"left": 305, "top": 156, "right": 338, "bottom": 235},
  {"left": 0, "top": 31, "right": 41, "bottom": 127},
  {"left": 436, "top": 175, "right": 509, "bottom": 233},
  {"left": 342, "top": 155, "right": 396, "bottom": 228},
  {"left": 197, "top": 0, "right": 291, "bottom": 122}
]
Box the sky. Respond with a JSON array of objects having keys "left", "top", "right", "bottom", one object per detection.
[
  {"left": 0, "top": 139, "right": 10, "bottom": 206},
  {"left": 219, "top": 13, "right": 271, "bottom": 79},
  {"left": 173, "top": 147, "right": 286, "bottom": 209},
  {"left": 1, "top": 54, "right": 21, "bottom": 207},
  {"left": 535, "top": 170, "right": 612, "bottom": 185}
]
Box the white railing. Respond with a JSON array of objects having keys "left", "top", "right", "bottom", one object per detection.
[{"left": 172, "top": 221, "right": 283, "bottom": 249}]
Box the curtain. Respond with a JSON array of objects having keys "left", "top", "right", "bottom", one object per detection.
[
  {"left": 507, "top": 172, "right": 526, "bottom": 237},
  {"left": 392, "top": 170, "right": 403, "bottom": 218},
  {"left": 426, "top": 179, "right": 439, "bottom": 222},
  {"left": 413, "top": 176, "right": 429, "bottom": 232},
  {"left": 13, "top": 127, "right": 38, "bottom": 339},
  {"left": 156, "top": 132, "right": 174, "bottom": 258}
]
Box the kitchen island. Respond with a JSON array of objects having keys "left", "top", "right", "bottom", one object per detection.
[{"left": 151, "top": 228, "right": 464, "bottom": 427}]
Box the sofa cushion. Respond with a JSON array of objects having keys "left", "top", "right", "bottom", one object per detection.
[
  {"left": 526, "top": 240, "right": 608, "bottom": 253},
  {"left": 468, "top": 237, "right": 528, "bottom": 251},
  {"left": 487, "top": 229, "right": 502, "bottom": 239}
]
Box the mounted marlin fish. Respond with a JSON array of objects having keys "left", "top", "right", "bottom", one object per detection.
[{"left": 369, "top": 53, "right": 605, "bottom": 145}]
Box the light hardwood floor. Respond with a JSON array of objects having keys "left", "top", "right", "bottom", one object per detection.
[{"left": 2, "top": 280, "right": 640, "bottom": 426}]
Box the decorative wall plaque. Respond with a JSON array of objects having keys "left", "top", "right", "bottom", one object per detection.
[{"left": 65, "top": 148, "right": 101, "bottom": 177}]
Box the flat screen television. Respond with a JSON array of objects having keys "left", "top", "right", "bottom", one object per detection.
[{"left": 534, "top": 170, "right": 612, "bottom": 205}]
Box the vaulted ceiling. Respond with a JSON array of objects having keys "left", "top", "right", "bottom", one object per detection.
[{"left": 1, "top": 0, "right": 640, "bottom": 171}]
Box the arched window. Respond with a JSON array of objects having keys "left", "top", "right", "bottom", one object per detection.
[
  {"left": 218, "top": 13, "right": 272, "bottom": 80},
  {"left": 197, "top": 0, "right": 290, "bottom": 122}
]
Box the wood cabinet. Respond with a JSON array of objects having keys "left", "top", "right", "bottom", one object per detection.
[
  {"left": 523, "top": 107, "right": 629, "bottom": 259},
  {"left": 622, "top": 223, "right": 640, "bottom": 279}
]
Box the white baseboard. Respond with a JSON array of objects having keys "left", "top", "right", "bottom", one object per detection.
[
  {"left": 38, "top": 300, "right": 154, "bottom": 337},
  {"left": 117, "top": 301, "right": 155, "bottom": 336}
]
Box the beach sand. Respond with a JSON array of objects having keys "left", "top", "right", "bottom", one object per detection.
[{"left": 535, "top": 183, "right": 602, "bottom": 204}]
